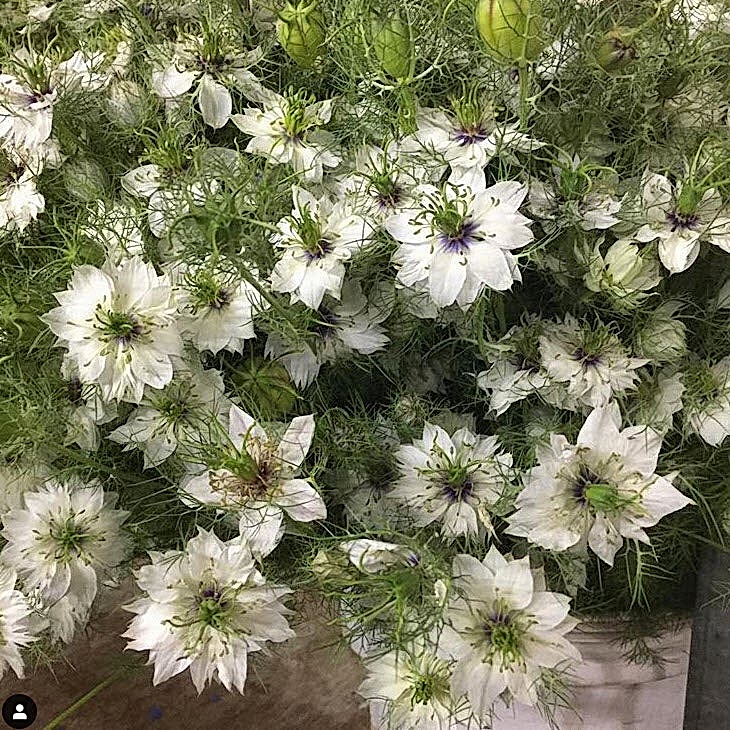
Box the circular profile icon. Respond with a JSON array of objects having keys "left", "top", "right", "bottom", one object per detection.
[{"left": 1, "top": 695, "right": 37, "bottom": 729}]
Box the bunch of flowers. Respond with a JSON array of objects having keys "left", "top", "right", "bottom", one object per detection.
[{"left": 0, "top": 0, "right": 728, "bottom": 726}]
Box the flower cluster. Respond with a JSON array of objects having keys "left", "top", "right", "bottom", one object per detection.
[{"left": 0, "top": 0, "right": 727, "bottom": 724}]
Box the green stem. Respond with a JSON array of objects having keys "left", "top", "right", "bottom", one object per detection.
[
  {"left": 44, "top": 667, "right": 129, "bottom": 730},
  {"left": 518, "top": 62, "right": 530, "bottom": 130}
]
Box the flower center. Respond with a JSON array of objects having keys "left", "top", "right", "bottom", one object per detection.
[
  {"left": 571, "top": 463, "right": 638, "bottom": 514},
  {"left": 439, "top": 463, "right": 474, "bottom": 503},
  {"left": 572, "top": 347, "right": 602, "bottom": 367},
  {"left": 296, "top": 210, "right": 332, "bottom": 260},
  {"left": 313, "top": 308, "right": 339, "bottom": 339},
  {"left": 433, "top": 205, "right": 479, "bottom": 253},
  {"left": 369, "top": 173, "right": 403, "bottom": 210},
  {"left": 409, "top": 671, "right": 448, "bottom": 706},
  {"left": 666, "top": 210, "right": 699, "bottom": 232},
  {"left": 482, "top": 607, "right": 524, "bottom": 669},
  {"left": 48, "top": 518, "right": 90, "bottom": 560},
  {"left": 158, "top": 397, "right": 189, "bottom": 422},
  {"left": 96, "top": 309, "right": 145, "bottom": 346},
  {"left": 197, "top": 586, "right": 230, "bottom": 630},
  {"left": 282, "top": 90, "right": 316, "bottom": 139},
  {"left": 188, "top": 271, "right": 232, "bottom": 311},
  {"left": 558, "top": 167, "right": 591, "bottom": 201},
  {"left": 210, "top": 449, "right": 279, "bottom": 501}
]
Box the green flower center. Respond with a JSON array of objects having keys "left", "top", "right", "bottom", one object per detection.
[
  {"left": 409, "top": 671, "right": 448, "bottom": 706},
  {"left": 282, "top": 90, "right": 316, "bottom": 138},
  {"left": 188, "top": 271, "right": 232, "bottom": 311},
  {"left": 48, "top": 518, "right": 91, "bottom": 560},
  {"left": 97, "top": 309, "right": 144, "bottom": 344},
  {"left": 433, "top": 204, "right": 465, "bottom": 238},
  {"left": 296, "top": 209, "right": 331, "bottom": 258},
  {"left": 197, "top": 587, "right": 230, "bottom": 630},
  {"left": 483, "top": 608, "right": 525, "bottom": 669}
]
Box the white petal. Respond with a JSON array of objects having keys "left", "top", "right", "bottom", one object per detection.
[
  {"left": 277, "top": 479, "right": 326, "bottom": 522},
  {"left": 278, "top": 415, "right": 315, "bottom": 468},
  {"left": 198, "top": 75, "right": 232, "bottom": 129}
]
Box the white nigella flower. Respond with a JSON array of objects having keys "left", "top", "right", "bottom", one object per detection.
[
  {"left": 528, "top": 154, "right": 622, "bottom": 232},
  {"left": 506, "top": 404, "right": 694, "bottom": 565},
  {"left": 401, "top": 98, "right": 544, "bottom": 189},
  {"left": 181, "top": 405, "right": 325, "bottom": 552},
  {"left": 171, "top": 256, "right": 267, "bottom": 353},
  {"left": 360, "top": 643, "right": 476, "bottom": 730},
  {"left": 684, "top": 357, "right": 730, "bottom": 446},
  {"left": 0, "top": 478, "right": 130, "bottom": 642},
  {"left": 42, "top": 256, "right": 182, "bottom": 403},
  {"left": 230, "top": 87, "right": 341, "bottom": 182},
  {"left": 270, "top": 186, "right": 372, "bottom": 310},
  {"left": 439, "top": 546, "right": 580, "bottom": 714},
  {"left": 150, "top": 33, "right": 264, "bottom": 128},
  {"left": 390, "top": 423, "right": 512, "bottom": 540},
  {"left": 386, "top": 177, "right": 533, "bottom": 308},
  {"left": 123, "top": 528, "right": 295, "bottom": 693},
  {"left": 0, "top": 156, "right": 45, "bottom": 232},
  {"left": 539, "top": 315, "right": 647, "bottom": 409},
  {"left": 476, "top": 318, "right": 575, "bottom": 415},
  {"left": 581, "top": 238, "right": 662, "bottom": 308},
  {"left": 0, "top": 50, "right": 108, "bottom": 153},
  {"left": 0, "top": 73, "right": 57, "bottom": 152},
  {"left": 633, "top": 172, "right": 730, "bottom": 273},
  {"left": 340, "top": 539, "right": 420, "bottom": 574},
  {"left": 0, "top": 566, "right": 37, "bottom": 680},
  {"left": 331, "top": 143, "right": 435, "bottom": 226},
  {"left": 265, "top": 279, "right": 389, "bottom": 387},
  {"left": 109, "top": 368, "right": 229, "bottom": 468}
]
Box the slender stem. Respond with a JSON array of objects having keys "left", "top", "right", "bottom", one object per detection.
[
  {"left": 44, "top": 667, "right": 129, "bottom": 730},
  {"left": 518, "top": 62, "right": 530, "bottom": 130}
]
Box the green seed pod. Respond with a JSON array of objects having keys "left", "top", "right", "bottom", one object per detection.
[
  {"left": 370, "top": 14, "right": 413, "bottom": 81},
  {"left": 63, "top": 158, "right": 109, "bottom": 202},
  {"left": 475, "top": 0, "right": 544, "bottom": 65},
  {"left": 595, "top": 28, "right": 638, "bottom": 73},
  {"left": 231, "top": 357, "right": 298, "bottom": 418},
  {"left": 276, "top": 0, "right": 326, "bottom": 68}
]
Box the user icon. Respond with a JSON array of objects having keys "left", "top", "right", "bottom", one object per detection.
[
  {"left": 1, "top": 694, "right": 37, "bottom": 728},
  {"left": 11, "top": 705, "right": 26, "bottom": 721}
]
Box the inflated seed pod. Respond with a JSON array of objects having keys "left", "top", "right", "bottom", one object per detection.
[
  {"left": 370, "top": 14, "right": 413, "bottom": 81},
  {"left": 475, "top": 0, "right": 544, "bottom": 64},
  {"left": 276, "top": 0, "right": 326, "bottom": 68}
]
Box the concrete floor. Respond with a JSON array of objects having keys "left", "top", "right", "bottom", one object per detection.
[{"left": 1, "top": 585, "right": 369, "bottom": 729}]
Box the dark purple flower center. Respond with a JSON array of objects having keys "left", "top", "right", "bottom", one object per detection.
[
  {"left": 572, "top": 347, "right": 602, "bottom": 366},
  {"left": 441, "top": 477, "right": 474, "bottom": 504},
  {"left": 438, "top": 218, "right": 479, "bottom": 254},
  {"left": 454, "top": 127, "right": 489, "bottom": 146},
  {"left": 666, "top": 210, "right": 699, "bottom": 232},
  {"left": 304, "top": 240, "right": 333, "bottom": 261}
]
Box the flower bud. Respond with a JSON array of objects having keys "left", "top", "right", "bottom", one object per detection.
[
  {"left": 475, "top": 0, "right": 544, "bottom": 64},
  {"left": 595, "top": 27, "right": 637, "bottom": 73},
  {"left": 370, "top": 14, "right": 413, "bottom": 81},
  {"left": 276, "top": 0, "right": 326, "bottom": 68},
  {"left": 311, "top": 549, "right": 349, "bottom": 581},
  {"left": 634, "top": 303, "right": 687, "bottom": 364},
  {"left": 107, "top": 79, "right": 146, "bottom": 128},
  {"left": 63, "top": 157, "right": 109, "bottom": 202},
  {"left": 231, "top": 357, "right": 298, "bottom": 418}
]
